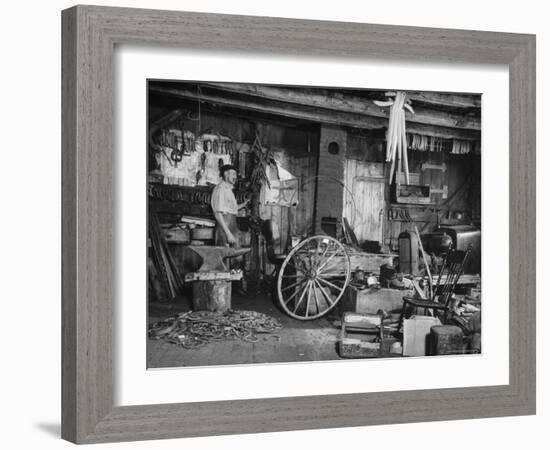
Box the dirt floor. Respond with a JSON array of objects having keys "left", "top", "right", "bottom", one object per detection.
[{"left": 147, "top": 290, "right": 345, "bottom": 368}]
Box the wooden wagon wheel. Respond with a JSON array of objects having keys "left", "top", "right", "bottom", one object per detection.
[{"left": 277, "top": 235, "right": 351, "bottom": 320}]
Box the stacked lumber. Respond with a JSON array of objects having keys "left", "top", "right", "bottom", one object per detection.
[{"left": 149, "top": 212, "right": 184, "bottom": 301}]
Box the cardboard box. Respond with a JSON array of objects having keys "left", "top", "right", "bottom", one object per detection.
[{"left": 403, "top": 315, "right": 441, "bottom": 357}]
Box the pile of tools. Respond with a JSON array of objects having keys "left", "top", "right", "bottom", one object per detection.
[{"left": 148, "top": 310, "right": 283, "bottom": 348}]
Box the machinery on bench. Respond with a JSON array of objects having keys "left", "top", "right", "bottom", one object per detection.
[{"left": 399, "top": 224, "right": 481, "bottom": 277}]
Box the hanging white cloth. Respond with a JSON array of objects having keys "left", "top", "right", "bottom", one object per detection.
[{"left": 259, "top": 162, "right": 299, "bottom": 208}]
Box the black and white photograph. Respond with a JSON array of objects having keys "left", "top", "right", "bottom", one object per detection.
[{"left": 147, "top": 81, "right": 482, "bottom": 368}]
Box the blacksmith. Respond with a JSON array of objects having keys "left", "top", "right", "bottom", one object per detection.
[{"left": 211, "top": 164, "right": 249, "bottom": 247}]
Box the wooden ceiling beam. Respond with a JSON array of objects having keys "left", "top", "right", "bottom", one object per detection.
[
  {"left": 151, "top": 85, "right": 385, "bottom": 128},
  {"left": 203, "top": 83, "right": 480, "bottom": 130},
  {"left": 150, "top": 86, "right": 480, "bottom": 141},
  {"left": 387, "top": 90, "right": 481, "bottom": 108}
]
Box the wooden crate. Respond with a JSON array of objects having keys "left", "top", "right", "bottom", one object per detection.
[
  {"left": 339, "top": 312, "right": 383, "bottom": 358},
  {"left": 341, "top": 286, "right": 410, "bottom": 314}
]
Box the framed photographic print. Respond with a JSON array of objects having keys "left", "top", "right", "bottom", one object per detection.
[{"left": 62, "top": 5, "right": 536, "bottom": 444}]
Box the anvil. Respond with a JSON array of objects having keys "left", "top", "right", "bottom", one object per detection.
[{"left": 188, "top": 245, "right": 251, "bottom": 272}]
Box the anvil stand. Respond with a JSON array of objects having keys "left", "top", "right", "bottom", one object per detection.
[{"left": 184, "top": 246, "right": 251, "bottom": 312}]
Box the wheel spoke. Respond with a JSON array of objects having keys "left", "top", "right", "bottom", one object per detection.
[
  {"left": 312, "top": 282, "right": 321, "bottom": 315},
  {"left": 287, "top": 261, "right": 305, "bottom": 274},
  {"left": 314, "top": 278, "right": 334, "bottom": 306},
  {"left": 301, "top": 255, "right": 312, "bottom": 272},
  {"left": 281, "top": 278, "right": 307, "bottom": 292},
  {"left": 284, "top": 281, "right": 308, "bottom": 305},
  {"left": 293, "top": 253, "right": 310, "bottom": 273},
  {"left": 305, "top": 242, "right": 315, "bottom": 271},
  {"left": 317, "top": 276, "right": 344, "bottom": 293},
  {"left": 304, "top": 282, "right": 313, "bottom": 317},
  {"left": 293, "top": 280, "right": 311, "bottom": 313},
  {"left": 311, "top": 240, "right": 331, "bottom": 271},
  {"left": 316, "top": 249, "right": 340, "bottom": 273},
  {"left": 314, "top": 239, "right": 321, "bottom": 268}
]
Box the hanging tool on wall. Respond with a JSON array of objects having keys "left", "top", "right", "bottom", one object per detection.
[
  {"left": 149, "top": 109, "right": 185, "bottom": 168},
  {"left": 196, "top": 152, "right": 206, "bottom": 184},
  {"left": 169, "top": 122, "right": 186, "bottom": 165},
  {"left": 374, "top": 91, "right": 414, "bottom": 186},
  {"left": 249, "top": 132, "right": 278, "bottom": 191}
]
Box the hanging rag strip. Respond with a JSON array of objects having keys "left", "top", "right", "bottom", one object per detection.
[
  {"left": 374, "top": 91, "right": 414, "bottom": 185},
  {"left": 451, "top": 139, "right": 473, "bottom": 155},
  {"left": 408, "top": 133, "right": 445, "bottom": 152}
]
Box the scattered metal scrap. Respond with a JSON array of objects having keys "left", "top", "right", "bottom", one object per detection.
[{"left": 149, "top": 310, "right": 282, "bottom": 348}]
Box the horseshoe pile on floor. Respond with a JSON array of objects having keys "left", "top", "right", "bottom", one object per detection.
[{"left": 148, "top": 310, "right": 283, "bottom": 349}]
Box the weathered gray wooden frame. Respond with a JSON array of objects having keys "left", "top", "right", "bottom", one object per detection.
[{"left": 62, "top": 5, "right": 536, "bottom": 444}]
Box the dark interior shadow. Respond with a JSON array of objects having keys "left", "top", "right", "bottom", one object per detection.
[{"left": 35, "top": 422, "right": 61, "bottom": 438}]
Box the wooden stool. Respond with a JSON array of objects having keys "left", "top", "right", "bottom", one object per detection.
[
  {"left": 185, "top": 270, "right": 242, "bottom": 313},
  {"left": 192, "top": 280, "right": 232, "bottom": 312}
]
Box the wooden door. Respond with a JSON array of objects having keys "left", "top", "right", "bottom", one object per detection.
[{"left": 342, "top": 159, "right": 386, "bottom": 244}]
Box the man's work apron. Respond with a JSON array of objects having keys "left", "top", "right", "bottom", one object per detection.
[{"left": 214, "top": 213, "right": 240, "bottom": 248}]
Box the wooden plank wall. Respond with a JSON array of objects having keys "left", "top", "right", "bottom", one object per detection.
[
  {"left": 344, "top": 133, "right": 481, "bottom": 250},
  {"left": 290, "top": 152, "right": 319, "bottom": 237},
  {"left": 258, "top": 149, "right": 318, "bottom": 276},
  {"left": 387, "top": 150, "right": 480, "bottom": 248},
  {"left": 149, "top": 105, "right": 255, "bottom": 143},
  {"left": 399, "top": 150, "right": 480, "bottom": 210}
]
